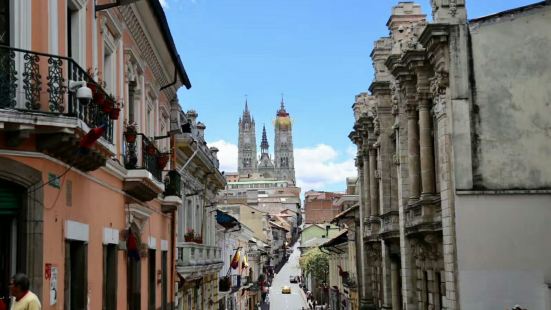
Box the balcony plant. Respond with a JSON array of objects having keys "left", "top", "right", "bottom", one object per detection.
[
  {"left": 184, "top": 228, "right": 195, "bottom": 242},
  {"left": 124, "top": 122, "right": 138, "bottom": 143},
  {"left": 102, "top": 94, "right": 115, "bottom": 114},
  {"left": 109, "top": 98, "right": 123, "bottom": 120},
  {"left": 193, "top": 233, "right": 203, "bottom": 244}
]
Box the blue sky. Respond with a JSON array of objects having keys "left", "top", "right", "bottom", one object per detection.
[{"left": 161, "top": 0, "right": 537, "bottom": 192}]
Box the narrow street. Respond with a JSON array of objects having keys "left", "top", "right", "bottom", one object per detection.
[{"left": 267, "top": 243, "right": 308, "bottom": 310}]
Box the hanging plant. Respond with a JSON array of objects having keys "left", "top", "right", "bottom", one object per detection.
[
  {"left": 184, "top": 228, "right": 195, "bottom": 242},
  {"left": 124, "top": 122, "right": 138, "bottom": 143},
  {"left": 109, "top": 107, "right": 121, "bottom": 120}
]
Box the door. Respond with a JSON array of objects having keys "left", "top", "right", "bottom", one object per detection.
[{"left": 0, "top": 180, "right": 24, "bottom": 302}]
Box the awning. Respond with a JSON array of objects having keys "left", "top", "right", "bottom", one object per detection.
[{"left": 216, "top": 209, "right": 241, "bottom": 230}]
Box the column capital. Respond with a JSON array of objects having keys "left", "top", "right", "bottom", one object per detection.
[{"left": 405, "top": 104, "right": 418, "bottom": 118}]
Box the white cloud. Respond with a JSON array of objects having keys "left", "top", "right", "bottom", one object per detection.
[
  {"left": 209, "top": 140, "right": 238, "bottom": 173},
  {"left": 207, "top": 141, "right": 356, "bottom": 192},
  {"left": 159, "top": 0, "right": 169, "bottom": 8},
  {"left": 295, "top": 144, "right": 356, "bottom": 192}
]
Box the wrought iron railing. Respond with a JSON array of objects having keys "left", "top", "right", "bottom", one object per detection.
[
  {"left": 123, "top": 132, "right": 163, "bottom": 182},
  {"left": 0, "top": 45, "right": 113, "bottom": 142}
]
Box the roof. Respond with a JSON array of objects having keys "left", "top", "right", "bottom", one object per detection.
[
  {"left": 148, "top": 0, "right": 191, "bottom": 89},
  {"left": 299, "top": 237, "right": 328, "bottom": 249},
  {"left": 320, "top": 230, "right": 348, "bottom": 248},
  {"left": 269, "top": 221, "right": 289, "bottom": 232},
  {"left": 469, "top": 1, "right": 548, "bottom": 24},
  {"left": 331, "top": 205, "right": 359, "bottom": 223}
]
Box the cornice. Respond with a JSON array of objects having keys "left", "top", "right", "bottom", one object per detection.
[
  {"left": 369, "top": 80, "right": 391, "bottom": 94},
  {"left": 419, "top": 24, "right": 450, "bottom": 52},
  {"left": 121, "top": 5, "right": 175, "bottom": 100}
]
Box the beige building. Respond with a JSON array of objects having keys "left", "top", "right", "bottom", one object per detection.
[{"left": 349, "top": 1, "right": 551, "bottom": 309}]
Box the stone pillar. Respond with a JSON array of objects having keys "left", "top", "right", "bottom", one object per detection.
[
  {"left": 418, "top": 96, "right": 435, "bottom": 196},
  {"left": 406, "top": 104, "right": 421, "bottom": 200},
  {"left": 369, "top": 148, "right": 379, "bottom": 217},
  {"left": 363, "top": 149, "right": 371, "bottom": 218},
  {"left": 391, "top": 259, "right": 401, "bottom": 310}
]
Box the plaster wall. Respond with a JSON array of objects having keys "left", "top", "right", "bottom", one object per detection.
[
  {"left": 469, "top": 5, "right": 551, "bottom": 189},
  {"left": 455, "top": 194, "right": 551, "bottom": 310}
]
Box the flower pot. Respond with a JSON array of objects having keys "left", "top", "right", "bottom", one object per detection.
[
  {"left": 184, "top": 235, "right": 194, "bottom": 242},
  {"left": 124, "top": 132, "right": 137, "bottom": 143},
  {"left": 109, "top": 108, "right": 120, "bottom": 120},
  {"left": 157, "top": 154, "right": 169, "bottom": 169}
]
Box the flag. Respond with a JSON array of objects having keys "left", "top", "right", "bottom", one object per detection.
[
  {"left": 242, "top": 254, "right": 249, "bottom": 269},
  {"left": 230, "top": 250, "right": 240, "bottom": 269},
  {"left": 79, "top": 123, "right": 107, "bottom": 154}
]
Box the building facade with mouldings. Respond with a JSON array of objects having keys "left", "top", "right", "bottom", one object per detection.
[
  {"left": 0, "top": 1, "right": 196, "bottom": 309},
  {"left": 349, "top": 1, "right": 551, "bottom": 309}
]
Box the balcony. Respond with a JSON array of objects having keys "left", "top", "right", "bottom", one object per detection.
[
  {"left": 379, "top": 211, "right": 400, "bottom": 239},
  {"left": 123, "top": 133, "right": 165, "bottom": 201},
  {"left": 161, "top": 170, "right": 182, "bottom": 213},
  {"left": 405, "top": 196, "right": 442, "bottom": 236},
  {"left": 176, "top": 242, "right": 223, "bottom": 280},
  {"left": 0, "top": 45, "right": 115, "bottom": 171}
]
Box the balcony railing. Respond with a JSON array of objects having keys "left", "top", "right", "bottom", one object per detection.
[
  {"left": 123, "top": 133, "right": 163, "bottom": 182},
  {"left": 231, "top": 274, "right": 241, "bottom": 288},
  {"left": 0, "top": 45, "right": 114, "bottom": 142},
  {"left": 176, "top": 242, "right": 222, "bottom": 267}
]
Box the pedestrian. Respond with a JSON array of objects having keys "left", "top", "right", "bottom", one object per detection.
[{"left": 9, "top": 273, "right": 41, "bottom": 310}]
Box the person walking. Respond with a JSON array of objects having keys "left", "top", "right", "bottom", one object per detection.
[{"left": 8, "top": 273, "right": 41, "bottom": 310}]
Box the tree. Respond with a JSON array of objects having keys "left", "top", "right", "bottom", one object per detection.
[{"left": 299, "top": 248, "right": 329, "bottom": 282}]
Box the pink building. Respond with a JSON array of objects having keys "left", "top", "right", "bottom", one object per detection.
[{"left": 0, "top": 1, "right": 226, "bottom": 309}]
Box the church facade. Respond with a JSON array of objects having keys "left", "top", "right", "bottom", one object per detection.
[{"left": 237, "top": 100, "right": 296, "bottom": 185}]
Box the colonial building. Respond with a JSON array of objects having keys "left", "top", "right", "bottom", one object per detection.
[
  {"left": 0, "top": 1, "right": 191, "bottom": 309},
  {"left": 236, "top": 99, "right": 296, "bottom": 185},
  {"left": 350, "top": 1, "right": 551, "bottom": 309},
  {"left": 172, "top": 108, "right": 226, "bottom": 310}
]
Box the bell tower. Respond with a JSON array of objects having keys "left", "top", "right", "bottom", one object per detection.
[
  {"left": 238, "top": 100, "right": 257, "bottom": 176},
  {"left": 274, "top": 98, "right": 295, "bottom": 184}
]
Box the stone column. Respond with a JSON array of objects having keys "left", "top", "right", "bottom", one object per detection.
[
  {"left": 406, "top": 104, "right": 421, "bottom": 200},
  {"left": 418, "top": 96, "right": 435, "bottom": 196},
  {"left": 363, "top": 148, "right": 371, "bottom": 218},
  {"left": 369, "top": 148, "right": 379, "bottom": 217},
  {"left": 391, "top": 258, "right": 401, "bottom": 310}
]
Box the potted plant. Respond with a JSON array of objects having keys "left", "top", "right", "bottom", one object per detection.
[
  {"left": 102, "top": 94, "right": 115, "bottom": 113},
  {"left": 109, "top": 98, "right": 123, "bottom": 120},
  {"left": 194, "top": 233, "right": 203, "bottom": 244},
  {"left": 124, "top": 122, "right": 138, "bottom": 143},
  {"left": 184, "top": 228, "right": 195, "bottom": 242},
  {"left": 157, "top": 153, "right": 170, "bottom": 169}
]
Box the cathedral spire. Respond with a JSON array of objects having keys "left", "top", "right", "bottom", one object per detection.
[{"left": 261, "top": 125, "right": 269, "bottom": 154}]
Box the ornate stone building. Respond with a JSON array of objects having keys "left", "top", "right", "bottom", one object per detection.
[
  {"left": 350, "top": 1, "right": 551, "bottom": 309},
  {"left": 236, "top": 99, "right": 296, "bottom": 184},
  {"left": 238, "top": 101, "right": 258, "bottom": 176}
]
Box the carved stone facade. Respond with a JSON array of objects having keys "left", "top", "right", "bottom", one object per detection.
[{"left": 350, "top": 1, "right": 551, "bottom": 310}]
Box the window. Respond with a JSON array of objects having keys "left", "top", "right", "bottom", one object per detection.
[
  {"left": 0, "top": 0, "right": 9, "bottom": 45},
  {"left": 147, "top": 103, "right": 153, "bottom": 138},
  {"left": 67, "top": 0, "right": 86, "bottom": 65},
  {"left": 103, "top": 244, "right": 117, "bottom": 310}
]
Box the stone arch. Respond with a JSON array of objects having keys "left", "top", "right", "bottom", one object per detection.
[{"left": 0, "top": 156, "right": 44, "bottom": 299}]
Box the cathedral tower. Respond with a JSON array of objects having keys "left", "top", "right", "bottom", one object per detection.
[
  {"left": 257, "top": 125, "right": 275, "bottom": 178},
  {"left": 274, "top": 99, "right": 295, "bottom": 184},
  {"left": 238, "top": 100, "right": 257, "bottom": 176}
]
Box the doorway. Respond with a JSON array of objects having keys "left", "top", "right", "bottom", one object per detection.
[{"left": 0, "top": 180, "right": 24, "bottom": 300}]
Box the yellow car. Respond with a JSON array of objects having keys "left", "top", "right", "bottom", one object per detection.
[{"left": 281, "top": 286, "right": 291, "bottom": 294}]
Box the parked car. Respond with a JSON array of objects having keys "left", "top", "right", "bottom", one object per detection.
[
  {"left": 282, "top": 286, "right": 291, "bottom": 294},
  {"left": 289, "top": 275, "right": 296, "bottom": 283}
]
